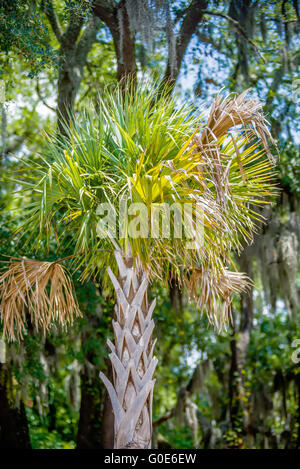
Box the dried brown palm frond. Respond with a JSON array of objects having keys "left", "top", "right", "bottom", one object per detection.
[
  {"left": 189, "top": 90, "right": 276, "bottom": 207},
  {"left": 0, "top": 258, "right": 81, "bottom": 341},
  {"left": 200, "top": 89, "right": 277, "bottom": 163},
  {"left": 184, "top": 266, "right": 251, "bottom": 331}
]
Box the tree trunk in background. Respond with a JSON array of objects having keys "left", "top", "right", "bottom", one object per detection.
[
  {"left": 296, "top": 374, "right": 300, "bottom": 449},
  {"left": 100, "top": 249, "right": 157, "bottom": 449},
  {"left": 113, "top": 0, "right": 137, "bottom": 82},
  {"left": 162, "top": 0, "right": 208, "bottom": 87},
  {"left": 56, "top": 15, "right": 100, "bottom": 133},
  {"left": 57, "top": 60, "right": 81, "bottom": 131},
  {"left": 42, "top": 2, "right": 100, "bottom": 132},
  {"left": 76, "top": 296, "right": 105, "bottom": 449},
  {"left": 237, "top": 246, "right": 254, "bottom": 434},
  {"left": 169, "top": 276, "right": 183, "bottom": 315},
  {"left": 229, "top": 246, "right": 254, "bottom": 442},
  {"left": 93, "top": 0, "right": 137, "bottom": 83},
  {"left": 94, "top": 0, "right": 208, "bottom": 89},
  {"left": 101, "top": 363, "right": 115, "bottom": 448},
  {"left": 229, "top": 318, "right": 240, "bottom": 429},
  {"left": 0, "top": 363, "right": 31, "bottom": 449},
  {"left": 76, "top": 364, "right": 103, "bottom": 449}
]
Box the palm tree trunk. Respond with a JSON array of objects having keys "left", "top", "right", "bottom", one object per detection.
[{"left": 100, "top": 249, "right": 157, "bottom": 449}]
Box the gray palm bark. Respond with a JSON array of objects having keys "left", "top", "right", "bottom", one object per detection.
[{"left": 100, "top": 248, "right": 157, "bottom": 449}]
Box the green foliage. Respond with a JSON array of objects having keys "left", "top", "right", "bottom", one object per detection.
[
  {"left": 0, "top": 1, "right": 58, "bottom": 77},
  {"left": 279, "top": 142, "right": 300, "bottom": 195},
  {"left": 159, "top": 424, "right": 194, "bottom": 449},
  {"left": 0, "top": 0, "right": 299, "bottom": 451},
  {"left": 14, "top": 81, "right": 275, "bottom": 331}
]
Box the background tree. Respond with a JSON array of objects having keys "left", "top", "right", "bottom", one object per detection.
[{"left": 0, "top": 0, "right": 299, "bottom": 449}]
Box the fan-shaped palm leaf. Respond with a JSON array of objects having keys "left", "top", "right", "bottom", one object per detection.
[{"left": 1, "top": 81, "right": 277, "bottom": 448}]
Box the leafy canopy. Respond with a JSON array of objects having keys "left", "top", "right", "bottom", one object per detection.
[{"left": 6, "top": 80, "right": 276, "bottom": 331}]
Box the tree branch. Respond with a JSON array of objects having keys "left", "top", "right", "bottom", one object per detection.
[
  {"left": 92, "top": 0, "right": 117, "bottom": 31},
  {"left": 153, "top": 410, "right": 173, "bottom": 428},
  {"left": 153, "top": 359, "right": 211, "bottom": 428},
  {"left": 36, "top": 79, "right": 56, "bottom": 112},
  {"left": 61, "top": 16, "right": 85, "bottom": 50},
  {"left": 41, "top": 0, "right": 63, "bottom": 43},
  {"left": 265, "top": 50, "right": 300, "bottom": 111},
  {"left": 93, "top": 0, "right": 137, "bottom": 81},
  {"left": 75, "top": 15, "right": 101, "bottom": 68},
  {"left": 196, "top": 31, "right": 223, "bottom": 54},
  {"left": 163, "top": 0, "right": 208, "bottom": 85},
  {"left": 203, "top": 10, "right": 265, "bottom": 62}
]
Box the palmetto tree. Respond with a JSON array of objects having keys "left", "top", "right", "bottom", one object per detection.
[{"left": 0, "top": 82, "right": 276, "bottom": 449}]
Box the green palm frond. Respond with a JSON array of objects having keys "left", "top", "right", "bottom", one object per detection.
[{"left": 2, "top": 80, "right": 277, "bottom": 334}]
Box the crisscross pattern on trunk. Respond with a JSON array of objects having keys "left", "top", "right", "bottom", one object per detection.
[{"left": 100, "top": 250, "right": 157, "bottom": 449}]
